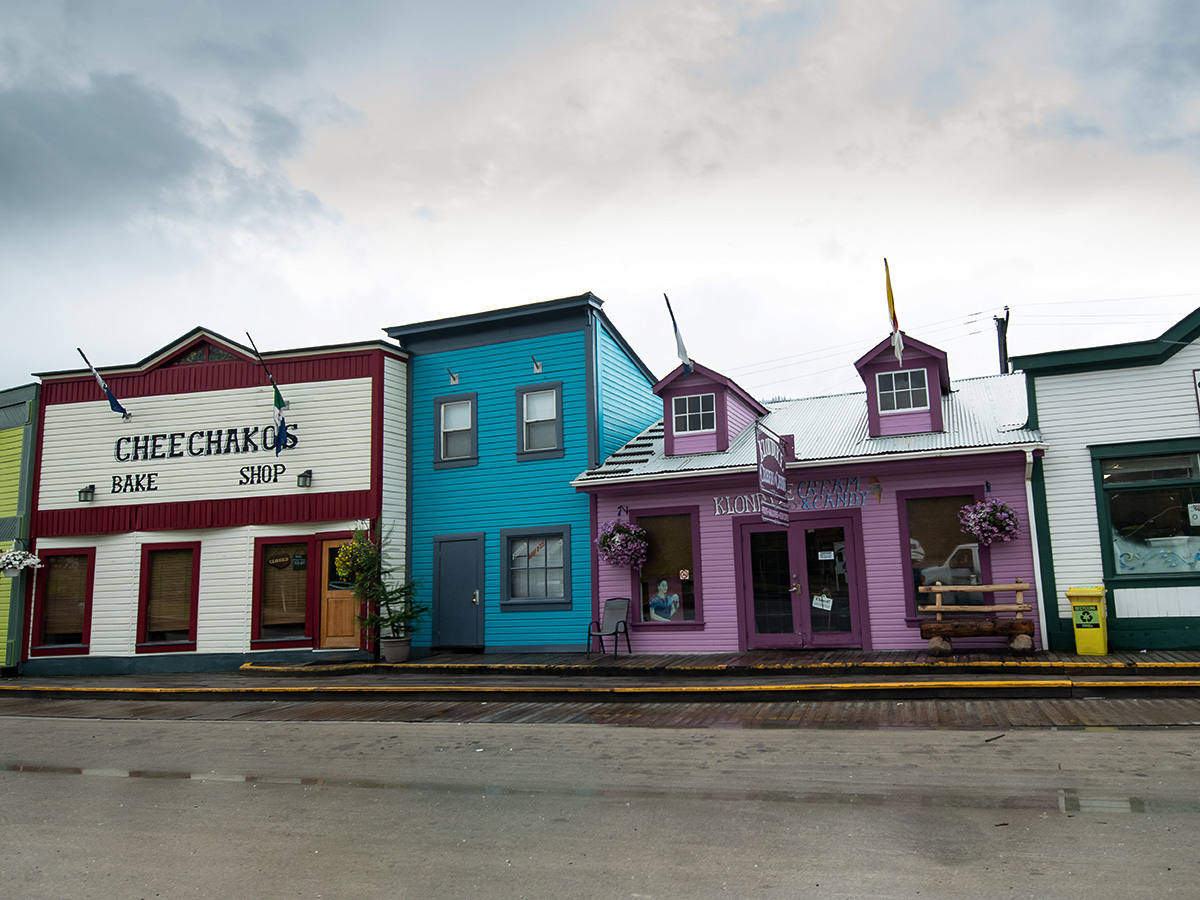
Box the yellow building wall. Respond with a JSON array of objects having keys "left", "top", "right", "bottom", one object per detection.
[
  {"left": 0, "top": 427, "right": 19, "bottom": 518},
  {"left": 0, "top": 428, "right": 24, "bottom": 665}
]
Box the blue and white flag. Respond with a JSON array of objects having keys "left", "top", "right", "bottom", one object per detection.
[
  {"left": 272, "top": 380, "right": 288, "bottom": 456},
  {"left": 77, "top": 348, "right": 131, "bottom": 421},
  {"left": 663, "top": 293, "right": 693, "bottom": 376}
]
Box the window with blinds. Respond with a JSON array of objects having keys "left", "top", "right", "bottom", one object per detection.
[
  {"left": 260, "top": 541, "right": 308, "bottom": 639},
  {"left": 40, "top": 554, "right": 88, "bottom": 645},
  {"left": 143, "top": 548, "right": 195, "bottom": 644}
]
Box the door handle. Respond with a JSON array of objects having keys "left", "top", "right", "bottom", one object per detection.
[{"left": 471, "top": 590, "right": 480, "bottom": 605}]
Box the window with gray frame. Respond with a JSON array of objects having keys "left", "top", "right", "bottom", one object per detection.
[
  {"left": 435, "top": 393, "right": 478, "bottom": 468},
  {"left": 515, "top": 382, "right": 563, "bottom": 460},
  {"left": 501, "top": 525, "right": 570, "bottom": 608}
]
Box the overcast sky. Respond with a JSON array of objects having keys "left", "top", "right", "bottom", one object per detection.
[{"left": 4, "top": 0, "right": 1200, "bottom": 400}]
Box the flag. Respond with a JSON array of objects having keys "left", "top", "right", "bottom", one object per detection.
[
  {"left": 272, "top": 381, "right": 288, "bottom": 456},
  {"left": 77, "top": 349, "right": 131, "bottom": 421},
  {"left": 884, "top": 258, "right": 904, "bottom": 365},
  {"left": 246, "top": 333, "right": 290, "bottom": 455},
  {"left": 663, "top": 293, "right": 693, "bottom": 376}
]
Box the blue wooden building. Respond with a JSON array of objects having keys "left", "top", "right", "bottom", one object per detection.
[{"left": 386, "top": 293, "right": 658, "bottom": 652}]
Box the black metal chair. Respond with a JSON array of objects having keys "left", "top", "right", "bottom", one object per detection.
[{"left": 587, "top": 597, "right": 631, "bottom": 656}]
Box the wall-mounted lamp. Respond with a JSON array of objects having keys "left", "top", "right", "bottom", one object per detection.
[
  {"left": 78, "top": 484, "right": 95, "bottom": 503},
  {"left": 446, "top": 367, "right": 459, "bottom": 386},
  {"left": 296, "top": 469, "right": 313, "bottom": 488},
  {"left": 531, "top": 355, "right": 542, "bottom": 374}
]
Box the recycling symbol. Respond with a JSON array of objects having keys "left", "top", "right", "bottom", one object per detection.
[{"left": 1078, "top": 610, "right": 1094, "bottom": 623}]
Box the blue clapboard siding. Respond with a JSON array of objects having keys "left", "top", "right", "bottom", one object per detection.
[
  {"left": 408, "top": 330, "right": 595, "bottom": 649},
  {"left": 596, "top": 321, "right": 661, "bottom": 461}
]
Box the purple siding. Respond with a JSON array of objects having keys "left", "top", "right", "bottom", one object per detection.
[
  {"left": 878, "top": 409, "right": 931, "bottom": 436},
  {"left": 726, "top": 396, "right": 758, "bottom": 442},
  {"left": 673, "top": 432, "right": 718, "bottom": 454},
  {"left": 589, "top": 451, "right": 1040, "bottom": 652}
]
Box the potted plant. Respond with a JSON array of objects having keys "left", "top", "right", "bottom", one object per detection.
[
  {"left": 596, "top": 519, "right": 650, "bottom": 569},
  {"left": 0, "top": 548, "right": 41, "bottom": 578},
  {"left": 959, "top": 497, "right": 1021, "bottom": 546},
  {"left": 336, "top": 529, "right": 427, "bottom": 663}
]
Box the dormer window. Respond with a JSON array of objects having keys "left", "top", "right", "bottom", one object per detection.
[
  {"left": 877, "top": 369, "right": 928, "bottom": 413},
  {"left": 673, "top": 393, "right": 716, "bottom": 434}
]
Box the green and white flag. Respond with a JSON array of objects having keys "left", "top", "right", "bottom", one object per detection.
[{"left": 272, "top": 379, "right": 288, "bottom": 456}]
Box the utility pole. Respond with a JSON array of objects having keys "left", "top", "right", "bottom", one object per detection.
[{"left": 994, "top": 306, "right": 1011, "bottom": 374}]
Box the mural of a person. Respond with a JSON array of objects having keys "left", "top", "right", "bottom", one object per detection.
[{"left": 648, "top": 578, "right": 680, "bottom": 621}]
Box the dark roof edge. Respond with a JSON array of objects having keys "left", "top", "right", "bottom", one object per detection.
[
  {"left": 1012, "top": 306, "right": 1200, "bottom": 375},
  {"left": 384, "top": 292, "right": 603, "bottom": 340}
]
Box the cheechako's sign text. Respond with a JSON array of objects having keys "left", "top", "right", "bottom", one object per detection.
[{"left": 113, "top": 423, "right": 298, "bottom": 461}]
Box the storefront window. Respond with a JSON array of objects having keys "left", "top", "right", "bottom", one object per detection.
[
  {"left": 904, "top": 493, "right": 984, "bottom": 608},
  {"left": 139, "top": 544, "right": 199, "bottom": 648},
  {"left": 636, "top": 512, "right": 698, "bottom": 623},
  {"left": 1101, "top": 453, "right": 1200, "bottom": 576},
  {"left": 259, "top": 541, "right": 308, "bottom": 639},
  {"left": 33, "top": 550, "right": 94, "bottom": 650}
]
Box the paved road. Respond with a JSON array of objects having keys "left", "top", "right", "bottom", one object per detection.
[
  {"left": 4, "top": 693, "right": 1200, "bottom": 728},
  {"left": 2, "top": 711, "right": 1199, "bottom": 898}
]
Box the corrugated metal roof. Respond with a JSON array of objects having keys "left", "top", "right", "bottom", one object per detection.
[{"left": 575, "top": 372, "right": 1043, "bottom": 486}]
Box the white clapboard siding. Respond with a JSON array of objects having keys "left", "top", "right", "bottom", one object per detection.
[
  {"left": 379, "top": 355, "right": 408, "bottom": 576},
  {"left": 1036, "top": 340, "right": 1200, "bottom": 616},
  {"left": 40, "top": 379, "right": 374, "bottom": 509},
  {"left": 36, "top": 520, "right": 358, "bottom": 656}
]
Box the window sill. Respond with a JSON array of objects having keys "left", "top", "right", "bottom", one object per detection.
[
  {"left": 502, "top": 599, "right": 571, "bottom": 612},
  {"left": 434, "top": 456, "right": 479, "bottom": 470},
  {"left": 251, "top": 638, "right": 312, "bottom": 650},
  {"left": 632, "top": 620, "right": 705, "bottom": 631},
  {"left": 515, "top": 448, "right": 565, "bottom": 462},
  {"left": 30, "top": 644, "right": 90, "bottom": 657},
  {"left": 136, "top": 642, "right": 197, "bottom": 654}
]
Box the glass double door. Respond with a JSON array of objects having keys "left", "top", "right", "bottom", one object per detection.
[{"left": 743, "top": 516, "right": 862, "bottom": 649}]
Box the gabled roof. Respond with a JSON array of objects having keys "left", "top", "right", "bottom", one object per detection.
[
  {"left": 1012, "top": 306, "right": 1200, "bottom": 376},
  {"left": 854, "top": 332, "right": 951, "bottom": 393},
  {"left": 35, "top": 327, "right": 404, "bottom": 380},
  {"left": 385, "top": 291, "right": 655, "bottom": 384},
  {"left": 574, "top": 372, "right": 1042, "bottom": 487},
  {"left": 652, "top": 360, "right": 769, "bottom": 416}
]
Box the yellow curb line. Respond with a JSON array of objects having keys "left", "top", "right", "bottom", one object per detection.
[{"left": 0, "top": 679, "right": 1083, "bottom": 696}]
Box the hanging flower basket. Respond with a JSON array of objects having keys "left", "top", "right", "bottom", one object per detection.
[
  {"left": 596, "top": 519, "right": 650, "bottom": 569},
  {"left": 959, "top": 498, "right": 1020, "bottom": 546},
  {"left": 0, "top": 549, "right": 41, "bottom": 577}
]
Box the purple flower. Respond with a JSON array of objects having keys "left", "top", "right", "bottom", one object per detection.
[
  {"left": 959, "top": 498, "right": 1020, "bottom": 546},
  {"left": 596, "top": 519, "right": 649, "bottom": 568}
]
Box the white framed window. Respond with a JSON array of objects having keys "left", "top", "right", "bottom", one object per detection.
[
  {"left": 673, "top": 393, "right": 715, "bottom": 434},
  {"left": 515, "top": 382, "right": 563, "bottom": 460},
  {"left": 877, "top": 369, "right": 928, "bottom": 412},
  {"left": 435, "top": 393, "right": 477, "bottom": 468}
]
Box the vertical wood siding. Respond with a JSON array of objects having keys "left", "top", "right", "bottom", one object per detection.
[
  {"left": 380, "top": 356, "right": 409, "bottom": 577},
  {"left": 592, "top": 452, "right": 1039, "bottom": 652},
  {"left": 1033, "top": 340, "right": 1200, "bottom": 618},
  {"left": 0, "top": 428, "right": 20, "bottom": 518}
]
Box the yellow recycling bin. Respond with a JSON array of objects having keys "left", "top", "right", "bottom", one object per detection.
[{"left": 1066, "top": 586, "right": 1108, "bottom": 655}]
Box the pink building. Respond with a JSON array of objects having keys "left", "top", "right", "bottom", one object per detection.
[{"left": 574, "top": 335, "right": 1048, "bottom": 652}]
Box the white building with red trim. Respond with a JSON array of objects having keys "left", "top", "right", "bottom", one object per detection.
[{"left": 23, "top": 328, "right": 407, "bottom": 674}]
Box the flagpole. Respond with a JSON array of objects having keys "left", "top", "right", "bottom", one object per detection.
[
  {"left": 246, "top": 333, "right": 290, "bottom": 455},
  {"left": 245, "top": 333, "right": 280, "bottom": 389},
  {"left": 78, "top": 347, "right": 132, "bottom": 420}
]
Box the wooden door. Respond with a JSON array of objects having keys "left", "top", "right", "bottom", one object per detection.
[{"left": 320, "top": 539, "right": 359, "bottom": 649}]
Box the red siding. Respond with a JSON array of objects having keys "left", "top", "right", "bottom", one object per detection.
[{"left": 35, "top": 490, "right": 378, "bottom": 537}]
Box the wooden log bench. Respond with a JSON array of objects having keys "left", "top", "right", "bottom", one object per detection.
[{"left": 917, "top": 580, "right": 1035, "bottom": 656}]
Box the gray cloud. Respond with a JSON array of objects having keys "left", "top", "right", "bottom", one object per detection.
[
  {"left": 0, "top": 72, "right": 210, "bottom": 224},
  {"left": 0, "top": 69, "right": 322, "bottom": 237}
]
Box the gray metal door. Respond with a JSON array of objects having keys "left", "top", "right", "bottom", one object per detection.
[{"left": 433, "top": 534, "right": 484, "bottom": 647}]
